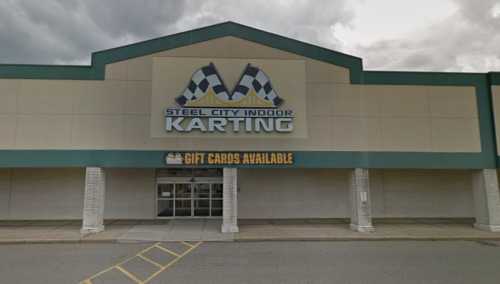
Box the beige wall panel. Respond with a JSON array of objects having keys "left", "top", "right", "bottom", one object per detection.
[
  {"left": 8, "top": 168, "right": 85, "bottom": 219},
  {"left": 127, "top": 57, "right": 153, "bottom": 81},
  {"left": 0, "top": 114, "right": 16, "bottom": 148},
  {"left": 305, "top": 59, "right": 350, "bottom": 83},
  {"left": 18, "top": 81, "right": 76, "bottom": 114},
  {"left": 15, "top": 115, "right": 72, "bottom": 149},
  {"left": 431, "top": 118, "right": 481, "bottom": 152},
  {"left": 308, "top": 116, "right": 332, "bottom": 149},
  {"left": 380, "top": 117, "right": 432, "bottom": 151},
  {"left": 306, "top": 84, "right": 333, "bottom": 116},
  {"left": 124, "top": 82, "right": 151, "bottom": 114},
  {"left": 71, "top": 115, "right": 124, "bottom": 148},
  {"left": 377, "top": 85, "right": 430, "bottom": 117},
  {"left": 122, "top": 115, "right": 153, "bottom": 149},
  {"left": 0, "top": 169, "right": 11, "bottom": 218},
  {"left": 331, "top": 85, "right": 364, "bottom": 116},
  {"left": 371, "top": 170, "right": 474, "bottom": 218},
  {"left": 331, "top": 116, "right": 382, "bottom": 151},
  {"left": 429, "top": 86, "right": 477, "bottom": 117},
  {"left": 238, "top": 169, "right": 350, "bottom": 218},
  {"left": 105, "top": 60, "right": 128, "bottom": 81},
  {"left": 104, "top": 169, "right": 155, "bottom": 219},
  {"left": 154, "top": 36, "right": 303, "bottom": 60},
  {"left": 492, "top": 88, "right": 500, "bottom": 155},
  {"left": 73, "top": 81, "right": 126, "bottom": 114},
  {"left": 0, "top": 80, "right": 19, "bottom": 114}
]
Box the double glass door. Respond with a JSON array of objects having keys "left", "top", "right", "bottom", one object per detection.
[{"left": 157, "top": 182, "right": 223, "bottom": 217}]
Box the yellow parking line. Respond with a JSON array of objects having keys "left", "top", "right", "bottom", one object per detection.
[
  {"left": 137, "top": 253, "right": 163, "bottom": 269},
  {"left": 143, "top": 242, "right": 202, "bottom": 284},
  {"left": 80, "top": 241, "right": 202, "bottom": 284},
  {"left": 155, "top": 244, "right": 181, "bottom": 257},
  {"left": 116, "top": 265, "right": 143, "bottom": 284},
  {"left": 181, "top": 241, "right": 195, "bottom": 248},
  {"left": 81, "top": 242, "right": 160, "bottom": 283}
]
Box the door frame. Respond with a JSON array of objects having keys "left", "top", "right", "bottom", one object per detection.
[{"left": 155, "top": 177, "right": 223, "bottom": 219}]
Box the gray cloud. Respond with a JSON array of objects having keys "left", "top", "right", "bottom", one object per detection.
[
  {"left": 356, "top": 0, "right": 500, "bottom": 72},
  {"left": 0, "top": 0, "right": 498, "bottom": 72},
  {"left": 0, "top": 0, "right": 188, "bottom": 64},
  {"left": 0, "top": 0, "right": 353, "bottom": 65}
]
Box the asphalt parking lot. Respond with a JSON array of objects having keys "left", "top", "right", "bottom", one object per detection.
[{"left": 0, "top": 240, "right": 499, "bottom": 284}]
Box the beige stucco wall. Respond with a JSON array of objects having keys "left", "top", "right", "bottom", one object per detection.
[
  {"left": 238, "top": 169, "right": 350, "bottom": 218},
  {"left": 238, "top": 169, "right": 474, "bottom": 219},
  {"left": 371, "top": 170, "right": 474, "bottom": 218},
  {"left": 0, "top": 36, "right": 481, "bottom": 152},
  {"left": 0, "top": 168, "right": 85, "bottom": 219},
  {"left": 0, "top": 168, "right": 474, "bottom": 220},
  {"left": 104, "top": 168, "right": 156, "bottom": 219},
  {"left": 0, "top": 168, "right": 156, "bottom": 220}
]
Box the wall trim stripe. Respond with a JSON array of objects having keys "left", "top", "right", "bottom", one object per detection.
[{"left": 0, "top": 150, "right": 486, "bottom": 169}]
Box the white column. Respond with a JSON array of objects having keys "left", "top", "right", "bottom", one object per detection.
[
  {"left": 81, "top": 167, "right": 106, "bottom": 234},
  {"left": 472, "top": 169, "right": 500, "bottom": 232},
  {"left": 349, "top": 168, "right": 374, "bottom": 232},
  {"left": 221, "top": 167, "right": 239, "bottom": 233}
]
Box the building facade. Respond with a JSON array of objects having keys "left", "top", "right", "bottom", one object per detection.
[{"left": 0, "top": 22, "right": 500, "bottom": 233}]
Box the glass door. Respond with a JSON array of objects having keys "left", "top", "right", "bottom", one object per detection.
[
  {"left": 174, "top": 183, "right": 192, "bottom": 217},
  {"left": 156, "top": 182, "right": 224, "bottom": 217},
  {"left": 193, "top": 183, "right": 210, "bottom": 216}
]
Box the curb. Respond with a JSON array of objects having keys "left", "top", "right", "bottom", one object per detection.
[
  {"left": 0, "top": 238, "right": 118, "bottom": 245},
  {"left": 1, "top": 236, "right": 500, "bottom": 244},
  {"left": 234, "top": 236, "right": 500, "bottom": 242}
]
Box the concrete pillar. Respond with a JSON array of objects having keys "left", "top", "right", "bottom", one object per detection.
[
  {"left": 222, "top": 167, "right": 239, "bottom": 233},
  {"left": 349, "top": 168, "right": 374, "bottom": 232},
  {"left": 81, "top": 167, "right": 106, "bottom": 234},
  {"left": 472, "top": 169, "right": 500, "bottom": 232}
]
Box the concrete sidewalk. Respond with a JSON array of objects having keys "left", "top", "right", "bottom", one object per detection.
[{"left": 0, "top": 220, "right": 500, "bottom": 244}]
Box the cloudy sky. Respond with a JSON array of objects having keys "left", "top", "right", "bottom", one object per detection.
[{"left": 0, "top": 0, "right": 499, "bottom": 72}]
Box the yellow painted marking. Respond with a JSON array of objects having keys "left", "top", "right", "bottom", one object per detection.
[
  {"left": 154, "top": 244, "right": 181, "bottom": 257},
  {"left": 116, "top": 265, "right": 143, "bottom": 284},
  {"left": 81, "top": 242, "right": 160, "bottom": 283},
  {"left": 143, "top": 242, "right": 202, "bottom": 284},
  {"left": 181, "top": 241, "right": 195, "bottom": 248},
  {"left": 137, "top": 253, "right": 163, "bottom": 269},
  {"left": 80, "top": 241, "right": 203, "bottom": 284}
]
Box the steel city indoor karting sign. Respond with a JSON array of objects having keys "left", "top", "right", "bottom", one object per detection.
[
  {"left": 165, "top": 63, "right": 294, "bottom": 133},
  {"left": 165, "top": 152, "right": 294, "bottom": 166}
]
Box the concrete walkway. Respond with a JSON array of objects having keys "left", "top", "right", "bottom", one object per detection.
[{"left": 0, "top": 220, "right": 499, "bottom": 243}]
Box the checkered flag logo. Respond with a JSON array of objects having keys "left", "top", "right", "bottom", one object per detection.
[
  {"left": 175, "top": 63, "right": 230, "bottom": 107},
  {"left": 232, "top": 64, "right": 283, "bottom": 107}
]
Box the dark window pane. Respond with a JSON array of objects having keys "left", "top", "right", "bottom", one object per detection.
[
  {"left": 175, "top": 184, "right": 191, "bottom": 198},
  {"left": 194, "top": 184, "right": 210, "bottom": 198},
  {"left": 175, "top": 199, "right": 192, "bottom": 216},
  {"left": 212, "top": 184, "right": 223, "bottom": 198},
  {"left": 157, "top": 200, "right": 173, "bottom": 217},
  {"left": 157, "top": 184, "right": 174, "bottom": 199}
]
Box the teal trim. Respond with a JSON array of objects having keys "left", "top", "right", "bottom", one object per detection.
[
  {"left": 489, "top": 72, "right": 500, "bottom": 85},
  {"left": 0, "top": 21, "right": 498, "bottom": 169},
  {"left": 0, "top": 150, "right": 486, "bottom": 169}
]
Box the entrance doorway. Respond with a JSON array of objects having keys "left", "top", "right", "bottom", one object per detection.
[{"left": 156, "top": 168, "right": 223, "bottom": 218}]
